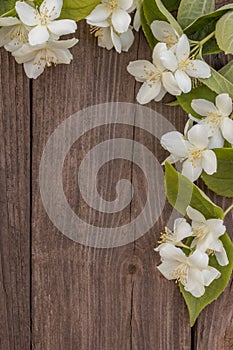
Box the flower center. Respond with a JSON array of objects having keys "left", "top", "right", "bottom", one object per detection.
[
  {"left": 39, "top": 1, "right": 57, "bottom": 24},
  {"left": 187, "top": 147, "right": 204, "bottom": 167},
  {"left": 162, "top": 31, "right": 177, "bottom": 48},
  {"left": 205, "top": 111, "right": 223, "bottom": 131},
  {"left": 105, "top": 0, "right": 119, "bottom": 11},
  {"left": 193, "top": 224, "right": 209, "bottom": 239},
  {"left": 10, "top": 25, "right": 28, "bottom": 44},
  {"left": 143, "top": 65, "right": 161, "bottom": 86},
  {"left": 179, "top": 58, "right": 191, "bottom": 71},
  {"left": 170, "top": 263, "right": 188, "bottom": 285},
  {"left": 34, "top": 49, "right": 58, "bottom": 69},
  {"left": 158, "top": 227, "right": 173, "bottom": 244}
]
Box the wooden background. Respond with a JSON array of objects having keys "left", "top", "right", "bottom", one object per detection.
[{"left": 0, "top": 1, "right": 232, "bottom": 349}]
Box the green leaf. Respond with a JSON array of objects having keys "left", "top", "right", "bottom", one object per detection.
[
  {"left": 180, "top": 233, "right": 233, "bottom": 326},
  {"left": 164, "top": 162, "right": 224, "bottom": 219},
  {"left": 199, "top": 66, "right": 233, "bottom": 100},
  {"left": 177, "top": 85, "right": 216, "bottom": 118},
  {"left": 60, "top": 0, "right": 101, "bottom": 20},
  {"left": 0, "top": 0, "right": 16, "bottom": 16},
  {"left": 154, "top": 0, "right": 183, "bottom": 35},
  {"left": 202, "top": 149, "right": 233, "bottom": 198},
  {"left": 163, "top": 0, "right": 181, "bottom": 12},
  {"left": 177, "top": 0, "right": 215, "bottom": 28},
  {"left": 219, "top": 60, "right": 233, "bottom": 84},
  {"left": 184, "top": 4, "right": 233, "bottom": 40},
  {"left": 216, "top": 11, "right": 233, "bottom": 54},
  {"left": 202, "top": 37, "right": 221, "bottom": 55},
  {"left": 143, "top": 0, "right": 167, "bottom": 25},
  {"left": 141, "top": 5, "right": 157, "bottom": 49}
]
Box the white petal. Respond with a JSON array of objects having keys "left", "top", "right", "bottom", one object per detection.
[
  {"left": 174, "top": 218, "right": 193, "bottom": 241},
  {"left": 215, "top": 246, "right": 229, "bottom": 266},
  {"left": 202, "top": 267, "right": 221, "bottom": 286},
  {"left": 185, "top": 267, "right": 205, "bottom": 297},
  {"left": 0, "top": 27, "right": 14, "bottom": 47},
  {"left": 48, "top": 38, "right": 78, "bottom": 49},
  {"left": 208, "top": 129, "right": 224, "bottom": 149},
  {"left": 0, "top": 17, "right": 20, "bottom": 26},
  {"left": 97, "top": 27, "right": 113, "bottom": 50},
  {"left": 23, "top": 58, "right": 46, "bottom": 79},
  {"left": 127, "top": 60, "right": 156, "bottom": 80},
  {"left": 221, "top": 118, "right": 233, "bottom": 145},
  {"left": 162, "top": 71, "right": 181, "bottom": 96},
  {"left": 154, "top": 86, "right": 167, "bottom": 101},
  {"left": 175, "top": 70, "right": 191, "bottom": 93},
  {"left": 47, "top": 20, "right": 77, "bottom": 36},
  {"left": 136, "top": 81, "right": 162, "bottom": 104},
  {"left": 40, "top": 0, "right": 62, "bottom": 20},
  {"left": 207, "top": 219, "right": 226, "bottom": 238},
  {"left": 159, "top": 244, "right": 186, "bottom": 262},
  {"left": 216, "top": 93, "right": 232, "bottom": 117},
  {"left": 186, "top": 60, "right": 211, "bottom": 78},
  {"left": 188, "top": 124, "right": 209, "bottom": 148},
  {"left": 86, "top": 19, "right": 110, "bottom": 27},
  {"left": 133, "top": 10, "right": 141, "bottom": 31},
  {"left": 191, "top": 99, "right": 218, "bottom": 117},
  {"left": 186, "top": 206, "right": 206, "bottom": 223},
  {"left": 15, "top": 1, "right": 39, "bottom": 26},
  {"left": 120, "top": 29, "right": 134, "bottom": 52},
  {"left": 110, "top": 27, "right": 122, "bottom": 53},
  {"left": 176, "top": 34, "right": 190, "bottom": 61},
  {"left": 184, "top": 119, "right": 194, "bottom": 136},
  {"left": 151, "top": 20, "right": 178, "bottom": 44},
  {"left": 12, "top": 44, "right": 38, "bottom": 63},
  {"left": 86, "top": 4, "right": 111, "bottom": 22},
  {"left": 182, "top": 159, "right": 202, "bottom": 182},
  {"left": 28, "top": 25, "right": 49, "bottom": 46},
  {"left": 162, "top": 154, "right": 181, "bottom": 164},
  {"left": 119, "top": 0, "right": 134, "bottom": 11},
  {"left": 160, "top": 50, "right": 178, "bottom": 71},
  {"left": 112, "top": 9, "right": 131, "bottom": 33},
  {"left": 188, "top": 250, "right": 209, "bottom": 269},
  {"left": 161, "top": 131, "right": 188, "bottom": 158},
  {"left": 201, "top": 150, "right": 217, "bottom": 175},
  {"left": 157, "top": 260, "right": 180, "bottom": 280},
  {"left": 152, "top": 42, "right": 167, "bottom": 71}
]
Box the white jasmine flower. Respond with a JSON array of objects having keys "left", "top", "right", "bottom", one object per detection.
[
  {"left": 161, "top": 124, "right": 217, "bottom": 182},
  {"left": 190, "top": 93, "right": 233, "bottom": 148},
  {"left": 159, "top": 34, "right": 211, "bottom": 93},
  {"left": 157, "top": 244, "right": 220, "bottom": 297},
  {"left": 151, "top": 20, "right": 179, "bottom": 48},
  {"left": 127, "top": 43, "right": 181, "bottom": 104},
  {"left": 187, "top": 206, "right": 228, "bottom": 266},
  {"left": 86, "top": 0, "right": 133, "bottom": 34},
  {"left": 0, "top": 17, "right": 29, "bottom": 52},
  {"left": 16, "top": 0, "right": 77, "bottom": 46},
  {"left": 92, "top": 25, "right": 134, "bottom": 53},
  {"left": 133, "top": 0, "right": 142, "bottom": 32},
  {"left": 155, "top": 218, "right": 193, "bottom": 251},
  {"left": 12, "top": 38, "right": 78, "bottom": 79}
]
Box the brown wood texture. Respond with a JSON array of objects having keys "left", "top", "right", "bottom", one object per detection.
[
  {"left": 0, "top": 51, "right": 30, "bottom": 349},
  {"left": 0, "top": 0, "right": 232, "bottom": 349}
]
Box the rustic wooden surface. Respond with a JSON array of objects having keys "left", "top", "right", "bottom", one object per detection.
[{"left": 0, "top": 0, "right": 232, "bottom": 349}]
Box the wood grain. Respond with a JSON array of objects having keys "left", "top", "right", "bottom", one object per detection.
[
  {"left": 31, "top": 24, "right": 191, "bottom": 350},
  {"left": 0, "top": 51, "right": 30, "bottom": 349}
]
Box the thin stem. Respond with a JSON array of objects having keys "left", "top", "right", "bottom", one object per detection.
[
  {"left": 224, "top": 203, "right": 233, "bottom": 218},
  {"left": 177, "top": 242, "right": 192, "bottom": 251},
  {"left": 199, "top": 31, "right": 215, "bottom": 46}
]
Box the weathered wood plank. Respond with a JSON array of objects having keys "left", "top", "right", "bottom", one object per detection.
[
  {"left": 31, "top": 23, "right": 191, "bottom": 349},
  {"left": 0, "top": 50, "right": 30, "bottom": 349}
]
